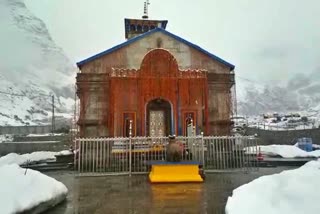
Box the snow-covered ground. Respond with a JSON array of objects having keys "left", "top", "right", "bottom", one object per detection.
[
  {"left": 0, "top": 164, "right": 68, "bottom": 214},
  {"left": 244, "top": 111, "right": 320, "bottom": 131},
  {"left": 251, "top": 123, "right": 318, "bottom": 131},
  {"left": 247, "top": 117, "right": 320, "bottom": 130},
  {"left": 226, "top": 159, "right": 320, "bottom": 214},
  {"left": 245, "top": 145, "right": 320, "bottom": 158},
  {"left": 0, "top": 150, "right": 73, "bottom": 167}
]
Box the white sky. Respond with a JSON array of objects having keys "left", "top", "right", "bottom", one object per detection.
[{"left": 25, "top": 0, "right": 320, "bottom": 96}]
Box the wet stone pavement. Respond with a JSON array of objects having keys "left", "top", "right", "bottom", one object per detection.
[{"left": 44, "top": 167, "right": 296, "bottom": 214}]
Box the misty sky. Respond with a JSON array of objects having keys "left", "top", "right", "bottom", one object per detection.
[{"left": 25, "top": 0, "right": 320, "bottom": 97}]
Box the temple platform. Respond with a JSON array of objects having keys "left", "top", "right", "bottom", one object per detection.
[{"left": 148, "top": 161, "right": 204, "bottom": 183}]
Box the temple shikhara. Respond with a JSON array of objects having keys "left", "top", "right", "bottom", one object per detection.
[{"left": 76, "top": 4, "right": 235, "bottom": 138}]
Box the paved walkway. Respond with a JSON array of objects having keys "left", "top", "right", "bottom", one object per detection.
[{"left": 45, "top": 167, "right": 296, "bottom": 214}]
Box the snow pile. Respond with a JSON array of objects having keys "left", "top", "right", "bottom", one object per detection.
[
  {"left": 0, "top": 164, "right": 68, "bottom": 214},
  {"left": 226, "top": 159, "right": 320, "bottom": 214},
  {"left": 0, "top": 150, "right": 73, "bottom": 167},
  {"left": 0, "top": 152, "right": 57, "bottom": 166},
  {"left": 245, "top": 145, "right": 320, "bottom": 158},
  {"left": 56, "top": 150, "right": 73, "bottom": 156},
  {"left": 313, "top": 144, "right": 320, "bottom": 149}
]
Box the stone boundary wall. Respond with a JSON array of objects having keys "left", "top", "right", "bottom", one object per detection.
[
  {"left": 13, "top": 135, "right": 67, "bottom": 142},
  {"left": 0, "top": 142, "right": 69, "bottom": 156},
  {"left": 0, "top": 125, "right": 52, "bottom": 135},
  {"left": 245, "top": 127, "right": 320, "bottom": 145}
]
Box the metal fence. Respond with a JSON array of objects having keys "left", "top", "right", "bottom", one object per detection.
[{"left": 74, "top": 135, "right": 258, "bottom": 176}]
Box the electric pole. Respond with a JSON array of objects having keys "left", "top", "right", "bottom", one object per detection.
[{"left": 52, "top": 95, "right": 55, "bottom": 133}]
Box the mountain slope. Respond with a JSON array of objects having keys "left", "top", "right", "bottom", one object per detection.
[
  {"left": 0, "top": 0, "right": 76, "bottom": 126},
  {"left": 238, "top": 71, "right": 320, "bottom": 117}
]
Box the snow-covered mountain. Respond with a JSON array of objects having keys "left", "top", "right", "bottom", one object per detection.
[
  {"left": 0, "top": 0, "right": 76, "bottom": 126},
  {"left": 238, "top": 71, "right": 320, "bottom": 117}
]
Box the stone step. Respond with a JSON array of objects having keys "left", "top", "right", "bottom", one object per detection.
[{"left": 22, "top": 162, "right": 74, "bottom": 172}]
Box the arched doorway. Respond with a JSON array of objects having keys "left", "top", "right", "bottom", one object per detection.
[{"left": 146, "top": 98, "right": 172, "bottom": 137}]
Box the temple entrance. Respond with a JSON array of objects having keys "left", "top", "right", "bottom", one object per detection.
[{"left": 146, "top": 99, "right": 172, "bottom": 137}]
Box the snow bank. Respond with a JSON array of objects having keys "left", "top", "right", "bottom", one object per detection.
[
  {"left": 56, "top": 150, "right": 73, "bottom": 156},
  {"left": 0, "top": 164, "right": 68, "bottom": 214},
  {"left": 0, "top": 150, "right": 73, "bottom": 167},
  {"left": 313, "top": 144, "right": 320, "bottom": 149},
  {"left": 0, "top": 151, "right": 57, "bottom": 167},
  {"left": 245, "top": 145, "right": 320, "bottom": 158},
  {"left": 226, "top": 159, "right": 320, "bottom": 214}
]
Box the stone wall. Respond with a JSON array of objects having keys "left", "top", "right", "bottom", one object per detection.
[
  {"left": 0, "top": 125, "right": 52, "bottom": 135},
  {"left": 13, "top": 135, "right": 67, "bottom": 142},
  {"left": 0, "top": 135, "right": 71, "bottom": 156},
  {"left": 245, "top": 127, "right": 320, "bottom": 145},
  {"left": 0, "top": 142, "right": 69, "bottom": 156}
]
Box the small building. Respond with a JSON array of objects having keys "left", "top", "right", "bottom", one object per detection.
[{"left": 76, "top": 14, "right": 235, "bottom": 137}]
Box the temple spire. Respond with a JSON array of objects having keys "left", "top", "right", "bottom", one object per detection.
[
  {"left": 142, "top": 0, "right": 150, "bottom": 19},
  {"left": 124, "top": 0, "right": 168, "bottom": 39}
]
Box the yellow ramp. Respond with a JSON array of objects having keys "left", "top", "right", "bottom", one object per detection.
[{"left": 149, "top": 162, "right": 203, "bottom": 183}]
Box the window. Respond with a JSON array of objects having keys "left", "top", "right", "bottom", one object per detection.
[
  {"left": 124, "top": 118, "right": 131, "bottom": 137},
  {"left": 123, "top": 112, "right": 136, "bottom": 137},
  {"left": 184, "top": 112, "right": 195, "bottom": 136}
]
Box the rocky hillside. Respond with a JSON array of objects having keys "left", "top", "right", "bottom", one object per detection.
[{"left": 0, "top": 0, "right": 76, "bottom": 126}]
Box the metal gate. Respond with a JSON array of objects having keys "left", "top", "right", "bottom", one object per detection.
[
  {"left": 149, "top": 110, "right": 166, "bottom": 137},
  {"left": 74, "top": 135, "right": 259, "bottom": 176}
]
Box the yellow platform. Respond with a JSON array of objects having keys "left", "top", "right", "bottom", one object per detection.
[{"left": 149, "top": 162, "right": 204, "bottom": 183}]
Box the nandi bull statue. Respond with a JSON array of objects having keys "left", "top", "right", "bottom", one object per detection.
[
  {"left": 166, "top": 135, "right": 183, "bottom": 162},
  {"left": 149, "top": 134, "right": 204, "bottom": 183}
]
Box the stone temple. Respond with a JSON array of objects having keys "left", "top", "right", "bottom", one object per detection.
[{"left": 76, "top": 12, "right": 235, "bottom": 138}]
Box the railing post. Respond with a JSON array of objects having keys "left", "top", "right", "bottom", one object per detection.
[
  {"left": 129, "top": 120, "right": 132, "bottom": 177},
  {"left": 77, "top": 139, "right": 81, "bottom": 173},
  {"left": 201, "top": 132, "right": 205, "bottom": 168}
]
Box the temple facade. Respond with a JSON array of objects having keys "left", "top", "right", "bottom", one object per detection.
[{"left": 76, "top": 17, "right": 235, "bottom": 137}]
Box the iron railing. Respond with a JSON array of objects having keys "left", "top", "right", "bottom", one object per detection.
[{"left": 74, "top": 135, "right": 258, "bottom": 176}]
